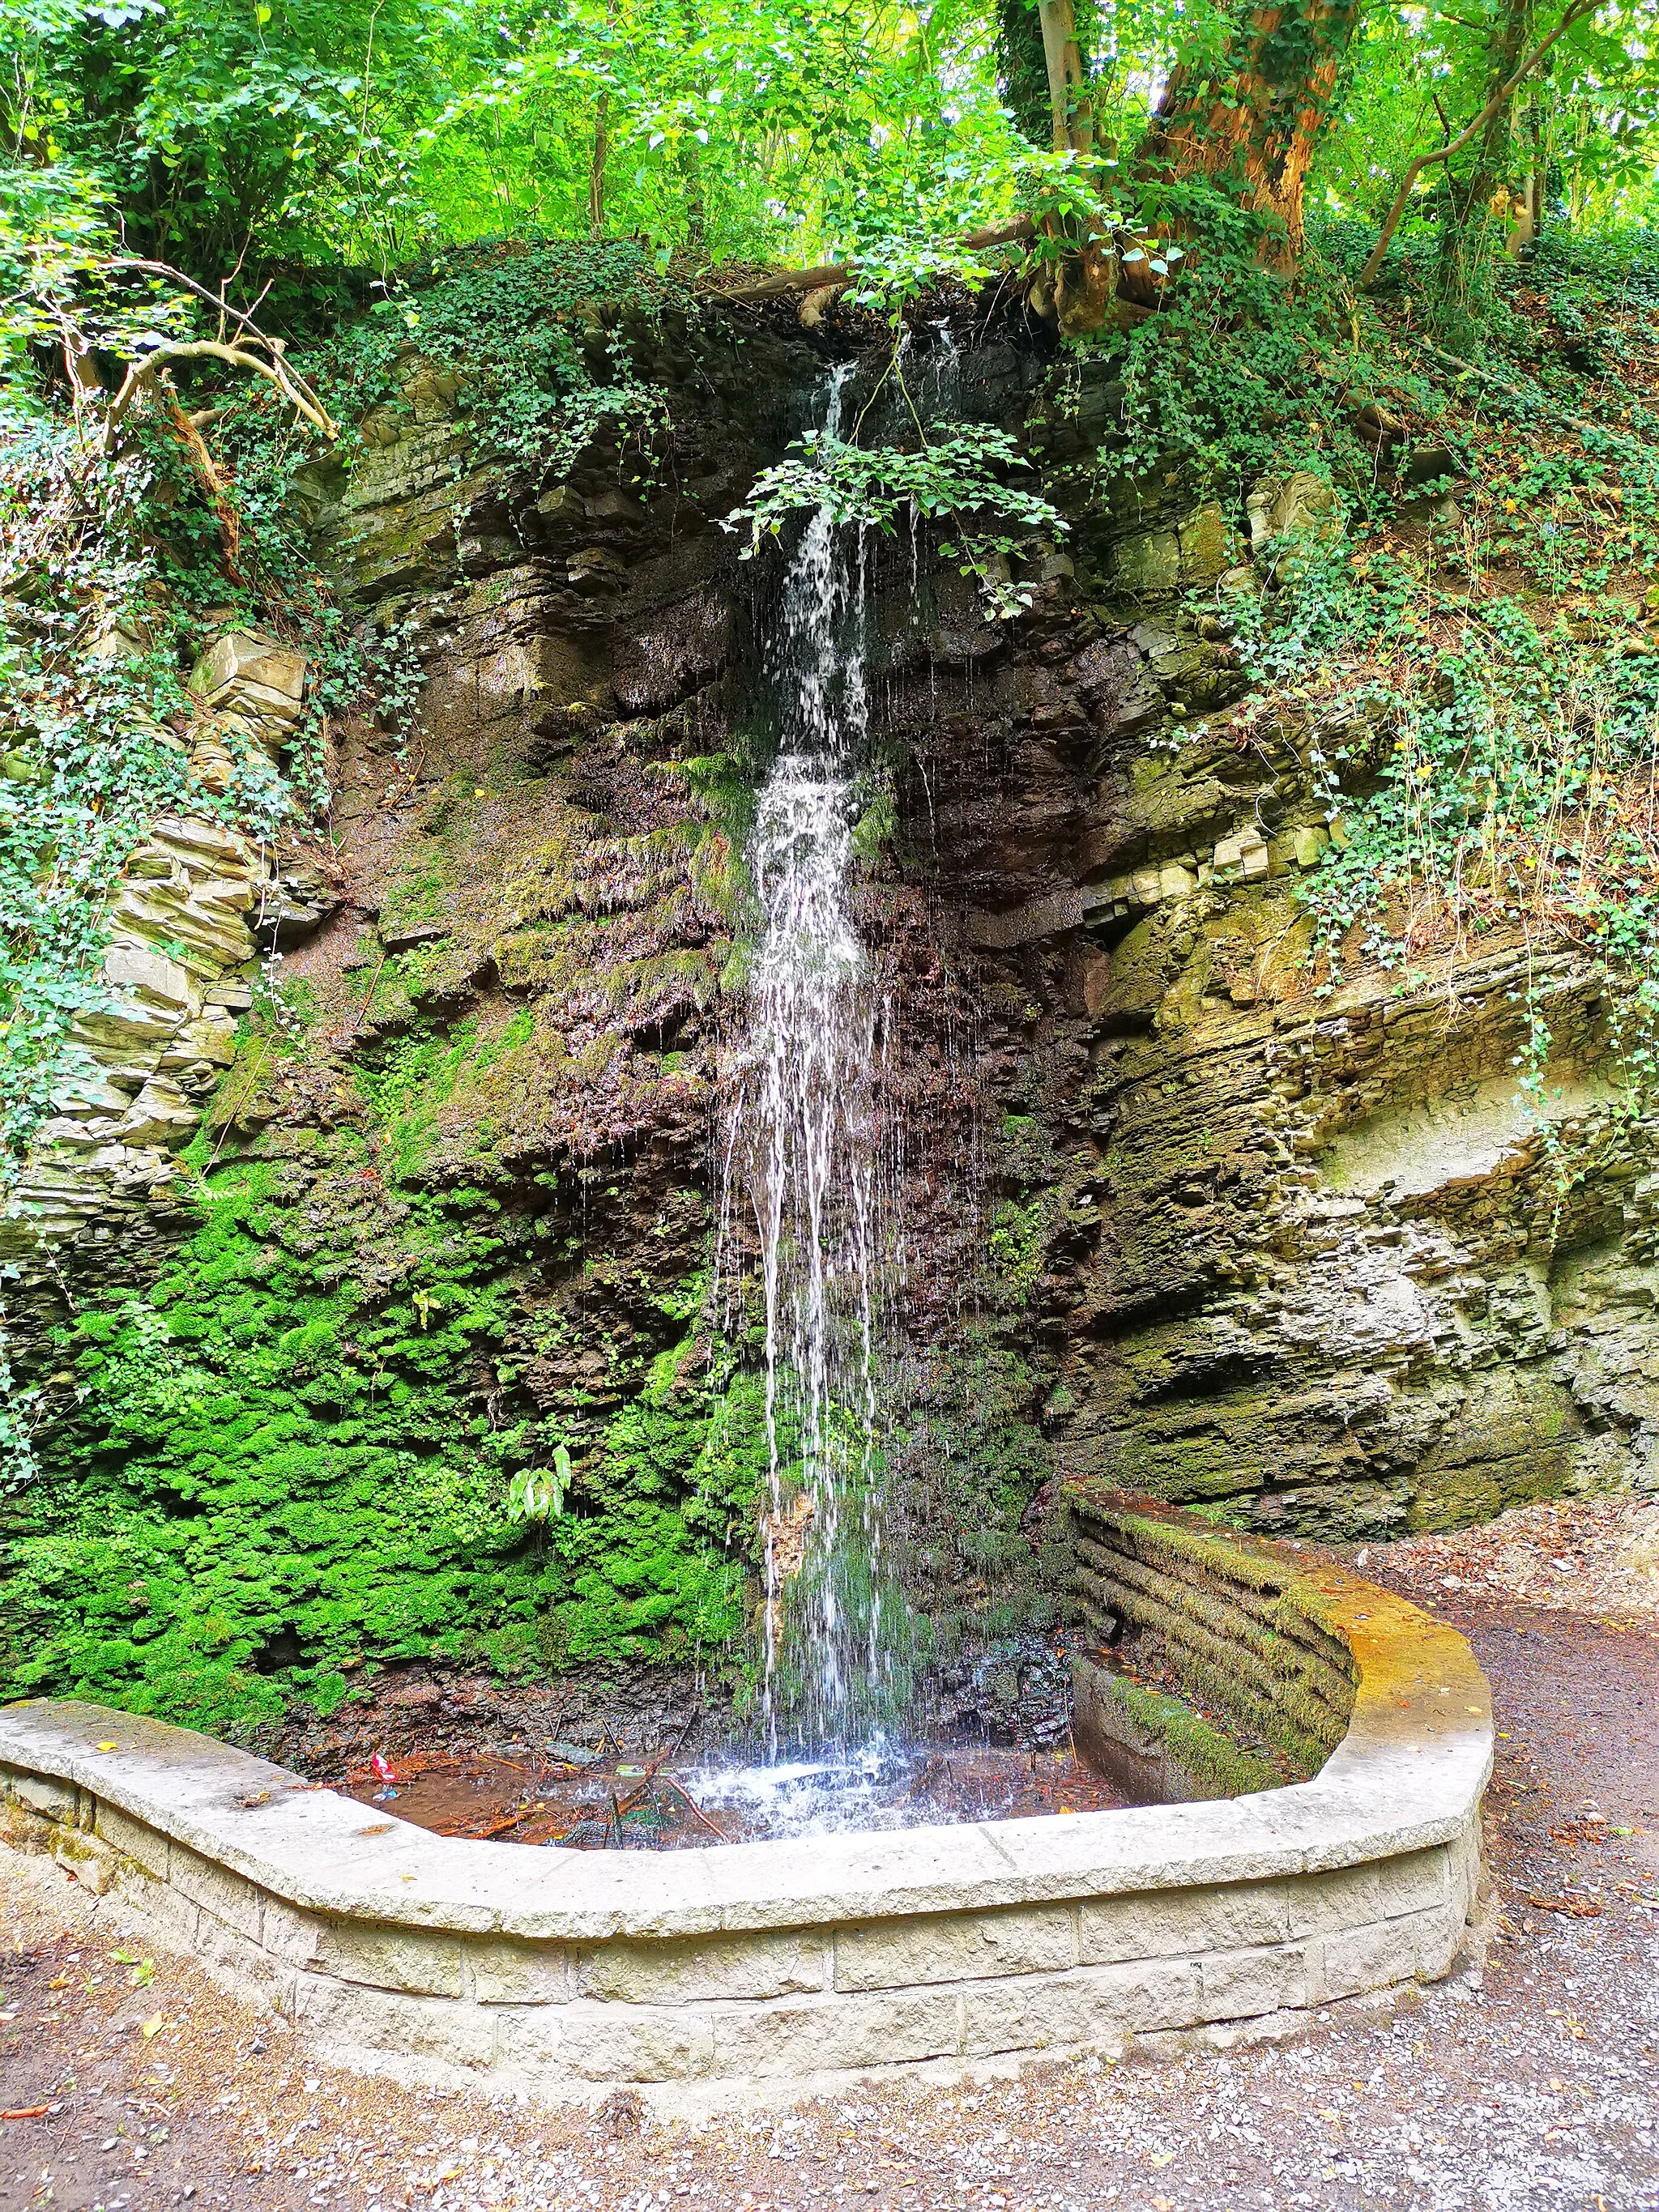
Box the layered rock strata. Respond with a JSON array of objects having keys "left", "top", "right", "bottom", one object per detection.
[{"left": 0, "top": 631, "right": 309, "bottom": 1263}]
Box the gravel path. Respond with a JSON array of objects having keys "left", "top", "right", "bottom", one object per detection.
[{"left": 4, "top": 1525, "right": 1656, "bottom": 2212}]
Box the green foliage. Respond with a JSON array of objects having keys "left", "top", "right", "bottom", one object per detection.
[
  {"left": 0, "top": 379, "right": 393, "bottom": 1171},
  {"left": 1123, "top": 233, "right": 1659, "bottom": 1123},
  {"left": 0, "top": 231, "right": 682, "bottom": 1178},
  {"left": 1085, "top": 199, "right": 1380, "bottom": 503},
  {"left": 508, "top": 1443, "right": 572, "bottom": 1523},
  {"left": 305, "top": 241, "right": 683, "bottom": 482},
  {"left": 727, "top": 422, "right": 1065, "bottom": 616},
  {"left": 545, "top": 1333, "right": 765, "bottom": 1665},
  {"left": 0, "top": 165, "right": 193, "bottom": 378},
  {"left": 1, "top": 0, "right": 453, "bottom": 275},
  {"left": 0, "top": 416, "right": 212, "bottom": 1166}
]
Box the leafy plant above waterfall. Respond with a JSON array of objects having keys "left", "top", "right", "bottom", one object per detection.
[{"left": 724, "top": 423, "right": 1067, "bottom": 616}]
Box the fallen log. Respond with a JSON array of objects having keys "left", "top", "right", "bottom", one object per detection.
[{"left": 705, "top": 218, "right": 1038, "bottom": 303}]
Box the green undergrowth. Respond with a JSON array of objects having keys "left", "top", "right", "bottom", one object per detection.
[
  {"left": 289, "top": 238, "right": 689, "bottom": 486},
  {"left": 0, "top": 1157, "right": 768, "bottom": 1732},
  {"left": 1074, "top": 226, "right": 1659, "bottom": 1119},
  {"left": 2, "top": 236, "right": 700, "bottom": 1194}
]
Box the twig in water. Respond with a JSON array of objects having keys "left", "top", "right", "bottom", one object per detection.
[{"left": 656, "top": 1775, "right": 729, "bottom": 1843}]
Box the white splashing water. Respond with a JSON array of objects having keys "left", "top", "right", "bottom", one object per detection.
[{"left": 721, "top": 364, "right": 903, "bottom": 1751}]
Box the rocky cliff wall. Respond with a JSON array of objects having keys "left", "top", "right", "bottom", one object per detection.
[
  {"left": 895, "top": 350, "right": 1659, "bottom": 1545},
  {"left": 6, "top": 295, "right": 1653, "bottom": 1733}
]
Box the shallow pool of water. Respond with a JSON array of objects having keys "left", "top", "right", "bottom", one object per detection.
[{"left": 337, "top": 1737, "right": 1128, "bottom": 1849}]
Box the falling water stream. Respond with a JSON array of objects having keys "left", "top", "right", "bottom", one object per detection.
[
  {"left": 720, "top": 364, "right": 902, "bottom": 1767},
  {"left": 326, "top": 346, "right": 1117, "bottom": 1853},
  {"left": 697, "top": 341, "right": 1102, "bottom": 1840}
]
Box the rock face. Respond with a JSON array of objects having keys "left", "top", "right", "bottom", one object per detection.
[
  {"left": 886, "top": 352, "right": 1659, "bottom": 1545},
  {"left": 6, "top": 309, "right": 1653, "bottom": 1728},
  {"left": 0, "top": 620, "right": 322, "bottom": 1263}
]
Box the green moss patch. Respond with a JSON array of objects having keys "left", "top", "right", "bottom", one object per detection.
[{"left": 2, "top": 1162, "right": 764, "bottom": 1733}]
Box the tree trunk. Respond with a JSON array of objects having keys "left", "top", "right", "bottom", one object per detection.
[
  {"left": 678, "top": 0, "right": 709, "bottom": 262},
  {"left": 1038, "top": 0, "right": 1091, "bottom": 155},
  {"left": 1508, "top": 90, "right": 1546, "bottom": 255},
  {"left": 999, "top": 1, "right": 1093, "bottom": 154},
  {"left": 998, "top": 0, "right": 1060, "bottom": 150},
  {"left": 1442, "top": 0, "right": 1534, "bottom": 281},
  {"left": 1136, "top": 0, "right": 1363, "bottom": 268},
  {"left": 589, "top": 90, "right": 608, "bottom": 238}
]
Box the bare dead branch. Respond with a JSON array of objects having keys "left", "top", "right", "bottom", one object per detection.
[
  {"left": 100, "top": 258, "right": 339, "bottom": 437},
  {"left": 159, "top": 381, "right": 244, "bottom": 575},
  {"left": 104, "top": 339, "right": 338, "bottom": 448}
]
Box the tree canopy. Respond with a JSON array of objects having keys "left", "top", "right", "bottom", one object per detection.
[{"left": 5, "top": 0, "right": 1659, "bottom": 315}]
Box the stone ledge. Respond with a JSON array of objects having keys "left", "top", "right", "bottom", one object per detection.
[{"left": 0, "top": 1509, "right": 1491, "bottom": 2104}]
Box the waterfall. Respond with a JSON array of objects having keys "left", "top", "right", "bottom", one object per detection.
[{"left": 722, "top": 364, "right": 902, "bottom": 1751}]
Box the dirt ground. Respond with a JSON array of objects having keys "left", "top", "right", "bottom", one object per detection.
[{"left": 3, "top": 1500, "right": 1657, "bottom": 2212}]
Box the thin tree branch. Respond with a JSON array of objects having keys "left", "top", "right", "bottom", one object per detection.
[
  {"left": 100, "top": 256, "right": 337, "bottom": 434},
  {"left": 104, "top": 258, "right": 268, "bottom": 339},
  {"left": 104, "top": 339, "right": 338, "bottom": 446},
  {"left": 1359, "top": 0, "right": 1597, "bottom": 289},
  {"left": 160, "top": 380, "right": 244, "bottom": 575},
  {"left": 1419, "top": 337, "right": 1626, "bottom": 441}
]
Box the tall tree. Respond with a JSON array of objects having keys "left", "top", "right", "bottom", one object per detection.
[
  {"left": 1443, "top": 0, "right": 1539, "bottom": 281},
  {"left": 1136, "top": 0, "right": 1364, "bottom": 266},
  {"left": 997, "top": 0, "right": 1093, "bottom": 155}
]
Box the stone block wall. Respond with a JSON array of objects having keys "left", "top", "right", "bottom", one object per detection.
[
  {"left": 0, "top": 1513, "right": 1491, "bottom": 2110},
  {"left": 1068, "top": 1490, "right": 1358, "bottom": 1789},
  {"left": 0, "top": 1756, "right": 1480, "bottom": 2101}
]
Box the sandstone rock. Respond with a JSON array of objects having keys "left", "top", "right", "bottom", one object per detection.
[
  {"left": 583, "top": 488, "right": 647, "bottom": 526},
  {"left": 401, "top": 364, "right": 460, "bottom": 422},
  {"left": 1212, "top": 827, "right": 1269, "bottom": 883},
  {"left": 567, "top": 548, "right": 629, "bottom": 595},
  {"left": 167, "top": 1016, "right": 237, "bottom": 1068},
  {"left": 189, "top": 735, "right": 238, "bottom": 794},
  {"left": 966, "top": 890, "right": 1085, "bottom": 952},
  {"left": 1405, "top": 442, "right": 1461, "bottom": 486},
  {"left": 104, "top": 945, "right": 194, "bottom": 1014},
  {"left": 1246, "top": 471, "right": 1341, "bottom": 558},
  {"left": 190, "top": 631, "right": 308, "bottom": 722},
  {"left": 381, "top": 918, "right": 451, "bottom": 953},
  {"left": 1111, "top": 529, "right": 1182, "bottom": 595},
  {"left": 108, "top": 882, "right": 257, "bottom": 972},
  {"left": 260, "top": 850, "right": 346, "bottom": 948},
  {"left": 50, "top": 1070, "right": 134, "bottom": 1118},
  {"left": 113, "top": 1080, "right": 199, "bottom": 1151},
  {"left": 72, "top": 998, "right": 178, "bottom": 1053},
  {"left": 1070, "top": 636, "right": 1165, "bottom": 739},
  {"left": 1175, "top": 503, "right": 1242, "bottom": 586},
  {"left": 84, "top": 620, "right": 146, "bottom": 665},
  {"left": 1158, "top": 862, "right": 1197, "bottom": 902},
  {"left": 149, "top": 816, "right": 262, "bottom": 877},
  {"left": 536, "top": 484, "right": 586, "bottom": 525},
  {"left": 32, "top": 1116, "right": 118, "bottom": 1153}
]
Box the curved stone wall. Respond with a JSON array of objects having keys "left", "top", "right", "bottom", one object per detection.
[
  {"left": 1068, "top": 1490, "right": 1359, "bottom": 1802},
  {"left": 0, "top": 1506, "right": 1491, "bottom": 2108}
]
